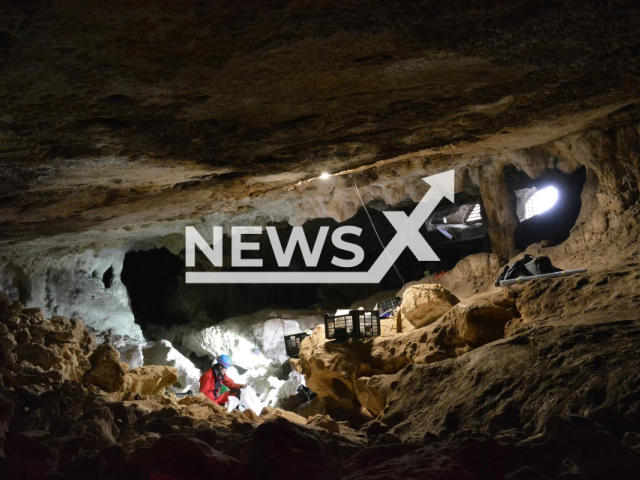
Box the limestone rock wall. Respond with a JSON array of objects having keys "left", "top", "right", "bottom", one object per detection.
[
  {"left": 295, "top": 286, "right": 520, "bottom": 415},
  {"left": 0, "top": 248, "right": 142, "bottom": 340}
]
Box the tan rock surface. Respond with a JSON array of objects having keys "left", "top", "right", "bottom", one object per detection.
[
  {"left": 260, "top": 406, "right": 307, "bottom": 426},
  {"left": 0, "top": 296, "right": 94, "bottom": 384},
  {"left": 128, "top": 365, "right": 179, "bottom": 396},
  {"left": 306, "top": 414, "right": 341, "bottom": 435},
  {"left": 295, "top": 287, "right": 521, "bottom": 415},
  {"left": 399, "top": 285, "right": 459, "bottom": 328},
  {"left": 292, "top": 327, "right": 382, "bottom": 412},
  {"left": 83, "top": 344, "right": 130, "bottom": 393}
]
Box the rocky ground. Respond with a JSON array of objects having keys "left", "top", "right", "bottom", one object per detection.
[
  {"left": 0, "top": 293, "right": 369, "bottom": 480},
  {"left": 289, "top": 194, "right": 640, "bottom": 478}
]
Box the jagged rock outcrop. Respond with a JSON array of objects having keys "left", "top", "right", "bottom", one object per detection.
[
  {"left": 0, "top": 296, "right": 95, "bottom": 386},
  {"left": 128, "top": 365, "right": 179, "bottom": 397},
  {"left": 0, "top": 293, "right": 182, "bottom": 402},
  {"left": 399, "top": 285, "right": 459, "bottom": 329},
  {"left": 0, "top": 357, "right": 367, "bottom": 480},
  {"left": 359, "top": 317, "right": 640, "bottom": 443},
  {"left": 0, "top": 294, "right": 375, "bottom": 479},
  {"left": 84, "top": 344, "right": 129, "bottom": 393},
  {"left": 0, "top": 250, "right": 142, "bottom": 340},
  {"left": 295, "top": 287, "right": 522, "bottom": 415},
  {"left": 84, "top": 343, "right": 180, "bottom": 397}
]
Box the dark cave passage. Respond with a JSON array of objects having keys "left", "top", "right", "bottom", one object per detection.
[
  {"left": 121, "top": 247, "right": 183, "bottom": 329},
  {"left": 102, "top": 266, "right": 114, "bottom": 289}
]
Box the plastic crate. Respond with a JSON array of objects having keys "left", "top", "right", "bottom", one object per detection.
[
  {"left": 324, "top": 310, "right": 380, "bottom": 340},
  {"left": 378, "top": 296, "right": 401, "bottom": 314},
  {"left": 284, "top": 332, "right": 308, "bottom": 358}
]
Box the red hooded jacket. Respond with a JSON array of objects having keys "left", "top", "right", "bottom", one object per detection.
[{"left": 199, "top": 367, "right": 243, "bottom": 402}]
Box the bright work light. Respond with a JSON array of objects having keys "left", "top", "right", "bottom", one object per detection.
[{"left": 525, "top": 186, "right": 559, "bottom": 219}]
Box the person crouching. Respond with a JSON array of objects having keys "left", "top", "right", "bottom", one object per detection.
[{"left": 199, "top": 354, "right": 248, "bottom": 405}]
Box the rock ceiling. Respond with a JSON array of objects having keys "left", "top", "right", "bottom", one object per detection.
[{"left": 1, "top": 0, "right": 640, "bottom": 249}]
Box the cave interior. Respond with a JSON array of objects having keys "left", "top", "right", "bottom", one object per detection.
[{"left": 1, "top": 1, "right": 640, "bottom": 479}]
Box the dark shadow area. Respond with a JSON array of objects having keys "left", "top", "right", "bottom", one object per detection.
[
  {"left": 102, "top": 266, "right": 114, "bottom": 289},
  {"left": 121, "top": 247, "right": 183, "bottom": 329}
]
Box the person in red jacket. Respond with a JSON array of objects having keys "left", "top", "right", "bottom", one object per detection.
[{"left": 199, "top": 354, "right": 248, "bottom": 405}]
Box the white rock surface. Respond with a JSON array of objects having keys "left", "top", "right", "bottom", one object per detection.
[
  {"left": 141, "top": 340, "right": 202, "bottom": 393},
  {"left": 150, "top": 309, "right": 323, "bottom": 367},
  {"left": 148, "top": 309, "right": 323, "bottom": 404},
  {"left": 119, "top": 343, "right": 145, "bottom": 369},
  {"left": 0, "top": 248, "right": 143, "bottom": 339}
]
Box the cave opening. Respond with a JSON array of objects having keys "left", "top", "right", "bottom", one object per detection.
[
  {"left": 507, "top": 166, "right": 587, "bottom": 250},
  {"left": 121, "top": 247, "right": 183, "bottom": 330},
  {"left": 102, "top": 266, "right": 114, "bottom": 289},
  {"left": 125, "top": 199, "right": 474, "bottom": 332},
  {"left": 422, "top": 192, "right": 492, "bottom": 273}
]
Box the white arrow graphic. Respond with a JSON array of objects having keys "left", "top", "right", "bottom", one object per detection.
[{"left": 186, "top": 169, "right": 454, "bottom": 284}]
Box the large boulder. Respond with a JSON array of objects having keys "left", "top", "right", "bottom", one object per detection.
[
  {"left": 260, "top": 406, "right": 308, "bottom": 426},
  {"left": 400, "top": 285, "right": 459, "bottom": 328},
  {"left": 84, "top": 344, "right": 130, "bottom": 393},
  {"left": 292, "top": 325, "right": 382, "bottom": 412},
  {"left": 84, "top": 344, "right": 180, "bottom": 396},
  {"left": 128, "top": 365, "right": 179, "bottom": 396},
  {"left": 428, "top": 290, "right": 519, "bottom": 356}
]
